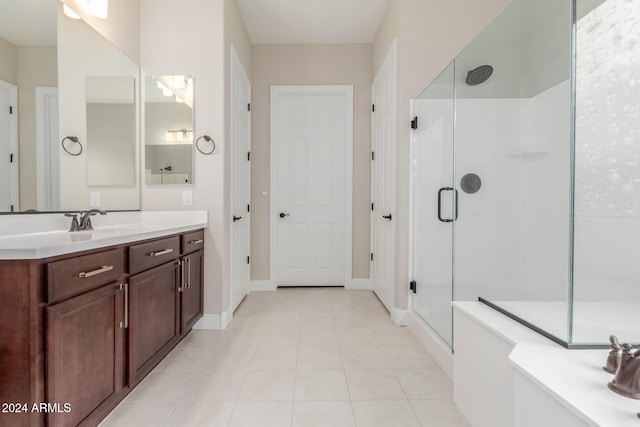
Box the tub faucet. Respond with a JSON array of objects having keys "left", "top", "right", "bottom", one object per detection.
[
  {"left": 79, "top": 209, "right": 107, "bottom": 231},
  {"left": 608, "top": 342, "right": 640, "bottom": 399}
]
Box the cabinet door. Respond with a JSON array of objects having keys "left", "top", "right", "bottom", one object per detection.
[
  {"left": 46, "top": 282, "right": 125, "bottom": 427},
  {"left": 128, "top": 261, "right": 180, "bottom": 385},
  {"left": 181, "top": 250, "right": 203, "bottom": 334}
]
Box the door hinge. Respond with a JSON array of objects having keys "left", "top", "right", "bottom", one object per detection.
[
  {"left": 372, "top": 104, "right": 375, "bottom": 112},
  {"left": 9, "top": 106, "right": 13, "bottom": 114},
  {"left": 370, "top": 252, "right": 374, "bottom": 261},
  {"left": 409, "top": 280, "right": 417, "bottom": 294},
  {"left": 371, "top": 203, "right": 374, "bottom": 211},
  {"left": 371, "top": 151, "right": 375, "bottom": 161},
  {"left": 247, "top": 256, "right": 250, "bottom": 264},
  {"left": 247, "top": 204, "right": 250, "bottom": 212},
  {"left": 247, "top": 151, "right": 251, "bottom": 161},
  {"left": 411, "top": 116, "right": 418, "bottom": 130},
  {"left": 248, "top": 103, "right": 251, "bottom": 112}
]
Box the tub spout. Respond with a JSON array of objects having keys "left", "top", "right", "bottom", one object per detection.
[{"left": 608, "top": 343, "right": 640, "bottom": 399}]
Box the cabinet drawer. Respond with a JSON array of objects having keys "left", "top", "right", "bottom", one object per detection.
[
  {"left": 181, "top": 229, "right": 204, "bottom": 254},
  {"left": 47, "top": 248, "right": 124, "bottom": 303},
  {"left": 129, "top": 236, "right": 180, "bottom": 275}
]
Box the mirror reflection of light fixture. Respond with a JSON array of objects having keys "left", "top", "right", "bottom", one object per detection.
[
  {"left": 63, "top": 5, "right": 81, "bottom": 19},
  {"left": 165, "top": 129, "right": 193, "bottom": 143},
  {"left": 63, "top": 0, "right": 109, "bottom": 20},
  {"left": 89, "top": 0, "right": 108, "bottom": 19}
]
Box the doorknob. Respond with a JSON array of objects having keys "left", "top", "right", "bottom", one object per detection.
[
  {"left": 279, "top": 212, "right": 290, "bottom": 218},
  {"left": 233, "top": 215, "right": 242, "bottom": 222},
  {"left": 382, "top": 214, "right": 392, "bottom": 220}
]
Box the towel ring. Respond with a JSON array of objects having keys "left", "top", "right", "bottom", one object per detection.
[
  {"left": 61, "top": 136, "right": 83, "bottom": 156},
  {"left": 195, "top": 135, "right": 215, "bottom": 155}
]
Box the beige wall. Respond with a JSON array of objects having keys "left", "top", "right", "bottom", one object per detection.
[
  {"left": 141, "top": 0, "right": 251, "bottom": 316},
  {"left": 0, "top": 37, "right": 17, "bottom": 84},
  {"left": 373, "top": 0, "right": 510, "bottom": 311},
  {"left": 17, "top": 46, "right": 57, "bottom": 210},
  {"left": 250, "top": 44, "right": 373, "bottom": 281}
]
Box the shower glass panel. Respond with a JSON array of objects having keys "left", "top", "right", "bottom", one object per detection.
[
  {"left": 412, "top": 0, "right": 574, "bottom": 349},
  {"left": 572, "top": 0, "right": 640, "bottom": 345},
  {"left": 452, "top": 0, "right": 573, "bottom": 343},
  {"left": 412, "top": 62, "right": 455, "bottom": 347}
]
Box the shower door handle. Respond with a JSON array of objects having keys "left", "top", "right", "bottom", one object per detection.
[{"left": 437, "top": 187, "right": 458, "bottom": 223}]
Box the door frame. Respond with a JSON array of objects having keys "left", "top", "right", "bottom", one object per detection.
[
  {"left": 270, "top": 85, "right": 353, "bottom": 288},
  {"left": 35, "top": 87, "right": 60, "bottom": 211},
  {"left": 1, "top": 80, "right": 19, "bottom": 212}
]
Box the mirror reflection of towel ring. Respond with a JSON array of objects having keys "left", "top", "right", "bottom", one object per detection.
[
  {"left": 196, "top": 135, "right": 215, "bottom": 155},
  {"left": 61, "top": 136, "right": 83, "bottom": 156}
]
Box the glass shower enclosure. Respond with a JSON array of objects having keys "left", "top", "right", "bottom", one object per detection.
[{"left": 411, "top": 0, "right": 640, "bottom": 349}]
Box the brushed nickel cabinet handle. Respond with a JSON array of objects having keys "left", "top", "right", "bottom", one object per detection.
[
  {"left": 186, "top": 258, "right": 191, "bottom": 288},
  {"left": 178, "top": 260, "right": 185, "bottom": 292},
  {"left": 78, "top": 265, "right": 113, "bottom": 278},
  {"left": 119, "top": 283, "right": 129, "bottom": 329},
  {"left": 149, "top": 248, "right": 174, "bottom": 257},
  {"left": 189, "top": 239, "right": 204, "bottom": 244}
]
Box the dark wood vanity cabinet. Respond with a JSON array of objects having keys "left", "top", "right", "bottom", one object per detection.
[
  {"left": 180, "top": 230, "right": 204, "bottom": 334},
  {"left": 0, "top": 229, "right": 205, "bottom": 427},
  {"left": 46, "top": 282, "right": 126, "bottom": 427},
  {"left": 128, "top": 259, "right": 181, "bottom": 386}
]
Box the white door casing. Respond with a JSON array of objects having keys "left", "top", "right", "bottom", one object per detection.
[
  {"left": 230, "top": 46, "right": 252, "bottom": 313},
  {"left": 270, "top": 85, "right": 353, "bottom": 287},
  {"left": 36, "top": 87, "right": 60, "bottom": 211},
  {"left": 371, "top": 39, "right": 397, "bottom": 313},
  {"left": 0, "top": 81, "right": 18, "bottom": 212}
]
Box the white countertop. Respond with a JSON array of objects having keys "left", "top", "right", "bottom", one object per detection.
[
  {"left": 453, "top": 302, "right": 640, "bottom": 427},
  {"left": 0, "top": 211, "right": 208, "bottom": 259}
]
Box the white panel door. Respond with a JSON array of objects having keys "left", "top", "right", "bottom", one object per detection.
[
  {"left": 271, "top": 86, "right": 353, "bottom": 286},
  {"left": 230, "top": 46, "right": 251, "bottom": 312},
  {"left": 0, "top": 81, "right": 18, "bottom": 212},
  {"left": 370, "top": 41, "right": 397, "bottom": 312}
]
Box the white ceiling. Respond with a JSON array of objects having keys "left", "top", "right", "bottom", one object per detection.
[
  {"left": 0, "top": 0, "right": 57, "bottom": 46},
  {"left": 2, "top": 0, "right": 390, "bottom": 47},
  {"left": 236, "top": 0, "right": 390, "bottom": 44}
]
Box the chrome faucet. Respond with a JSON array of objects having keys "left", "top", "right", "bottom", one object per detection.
[
  {"left": 78, "top": 209, "right": 107, "bottom": 231},
  {"left": 608, "top": 342, "right": 640, "bottom": 399}
]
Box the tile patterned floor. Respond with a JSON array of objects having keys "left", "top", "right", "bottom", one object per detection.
[{"left": 100, "top": 288, "right": 470, "bottom": 426}]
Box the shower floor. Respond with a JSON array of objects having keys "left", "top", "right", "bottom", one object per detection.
[{"left": 489, "top": 300, "right": 640, "bottom": 345}]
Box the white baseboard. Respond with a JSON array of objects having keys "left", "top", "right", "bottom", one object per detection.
[
  {"left": 250, "top": 280, "right": 276, "bottom": 292},
  {"left": 391, "top": 308, "right": 409, "bottom": 326},
  {"left": 408, "top": 311, "right": 454, "bottom": 379},
  {"left": 220, "top": 306, "right": 233, "bottom": 329},
  {"left": 349, "top": 278, "right": 371, "bottom": 290},
  {"left": 192, "top": 314, "right": 221, "bottom": 330}
]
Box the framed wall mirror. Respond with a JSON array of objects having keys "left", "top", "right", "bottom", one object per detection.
[
  {"left": 144, "top": 75, "right": 194, "bottom": 185},
  {"left": 0, "top": 0, "right": 140, "bottom": 213}
]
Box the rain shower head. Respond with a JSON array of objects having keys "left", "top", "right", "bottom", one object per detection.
[{"left": 466, "top": 65, "right": 493, "bottom": 86}]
